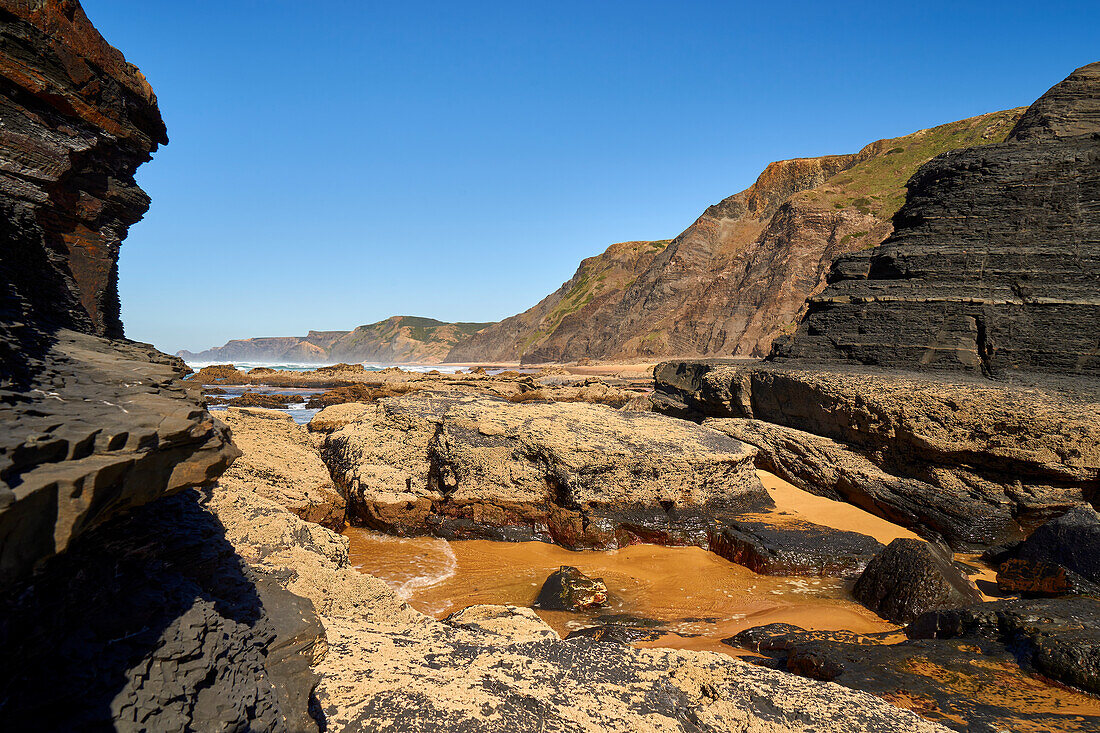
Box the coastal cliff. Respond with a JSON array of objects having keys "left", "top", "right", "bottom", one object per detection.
[
  {"left": 773, "top": 62, "right": 1100, "bottom": 377},
  {"left": 654, "top": 63, "right": 1100, "bottom": 550},
  {"left": 0, "top": 3, "right": 319, "bottom": 729},
  {"left": 179, "top": 315, "right": 492, "bottom": 364},
  {"left": 449, "top": 109, "right": 1022, "bottom": 364}
]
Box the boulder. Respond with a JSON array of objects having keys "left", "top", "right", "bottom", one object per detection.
[
  {"left": 321, "top": 391, "right": 771, "bottom": 549},
  {"left": 996, "top": 506, "right": 1100, "bottom": 596},
  {"left": 534, "top": 566, "right": 608, "bottom": 611},
  {"left": 217, "top": 408, "right": 346, "bottom": 530},
  {"left": 853, "top": 539, "right": 982, "bottom": 623},
  {"left": 709, "top": 515, "right": 883, "bottom": 577}
]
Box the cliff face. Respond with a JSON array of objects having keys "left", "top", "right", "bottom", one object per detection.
[
  {"left": 180, "top": 316, "right": 493, "bottom": 364},
  {"left": 0, "top": 4, "right": 321, "bottom": 729},
  {"left": 450, "top": 110, "right": 1022, "bottom": 364},
  {"left": 446, "top": 240, "right": 669, "bottom": 363},
  {"left": 0, "top": 0, "right": 167, "bottom": 349},
  {"left": 775, "top": 62, "right": 1100, "bottom": 377},
  {"left": 652, "top": 63, "right": 1100, "bottom": 551}
]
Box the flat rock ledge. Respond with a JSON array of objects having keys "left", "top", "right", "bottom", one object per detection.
[
  {"left": 0, "top": 330, "right": 239, "bottom": 585},
  {"left": 319, "top": 391, "right": 772, "bottom": 549},
  {"left": 657, "top": 360, "right": 1100, "bottom": 549}
]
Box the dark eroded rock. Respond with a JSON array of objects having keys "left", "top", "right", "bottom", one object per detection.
[
  {"left": 0, "top": 489, "right": 323, "bottom": 732},
  {"left": 724, "top": 621, "right": 1100, "bottom": 732},
  {"left": 534, "top": 565, "right": 609, "bottom": 611},
  {"left": 709, "top": 514, "right": 883, "bottom": 577},
  {"left": 908, "top": 597, "right": 1100, "bottom": 696},
  {"left": 853, "top": 539, "right": 983, "bottom": 623},
  {"left": 995, "top": 506, "right": 1100, "bottom": 596}
]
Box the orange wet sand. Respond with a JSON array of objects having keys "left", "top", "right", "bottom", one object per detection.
[{"left": 344, "top": 471, "right": 912, "bottom": 654}]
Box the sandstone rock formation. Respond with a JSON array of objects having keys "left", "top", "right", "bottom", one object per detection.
[
  {"left": 658, "top": 362, "right": 1099, "bottom": 548},
  {"left": 774, "top": 63, "right": 1100, "bottom": 377},
  {"left": 201, "top": 382, "right": 949, "bottom": 733},
  {"left": 321, "top": 391, "right": 771, "bottom": 548},
  {"left": 216, "top": 407, "right": 346, "bottom": 530},
  {"left": 178, "top": 315, "right": 493, "bottom": 365},
  {"left": 448, "top": 110, "right": 1022, "bottom": 364}
]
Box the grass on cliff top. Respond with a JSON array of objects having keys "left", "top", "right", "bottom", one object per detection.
[{"left": 801, "top": 108, "right": 1024, "bottom": 221}]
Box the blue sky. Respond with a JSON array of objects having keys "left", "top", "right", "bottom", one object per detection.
[{"left": 82, "top": 1, "right": 1100, "bottom": 354}]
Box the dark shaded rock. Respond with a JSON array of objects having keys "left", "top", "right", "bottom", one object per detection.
[
  {"left": 0, "top": 488, "right": 322, "bottom": 731},
  {"left": 853, "top": 539, "right": 982, "bottom": 623},
  {"left": 0, "top": 330, "right": 240, "bottom": 586},
  {"left": 723, "top": 622, "right": 1100, "bottom": 732},
  {"left": 773, "top": 62, "right": 1100, "bottom": 377},
  {"left": 565, "top": 625, "right": 665, "bottom": 644},
  {"left": 534, "top": 566, "right": 608, "bottom": 611},
  {"left": 995, "top": 506, "right": 1100, "bottom": 596},
  {"left": 907, "top": 597, "right": 1100, "bottom": 696},
  {"left": 708, "top": 515, "right": 883, "bottom": 577}
]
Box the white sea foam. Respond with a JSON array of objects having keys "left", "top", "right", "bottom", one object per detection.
[{"left": 183, "top": 360, "right": 471, "bottom": 374}]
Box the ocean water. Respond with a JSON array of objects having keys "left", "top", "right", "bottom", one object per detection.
[{"left": 183, "top": 360, "right": 471, "bottom": 374}]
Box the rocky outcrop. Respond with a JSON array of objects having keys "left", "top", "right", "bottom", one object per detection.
[
  {"left": 0, "top": 0, "right": 167, "bottom": 350},
  {"left": 994, "top": 506, "right": 1100, "bottom": 595},
  {"left": 178, "top": 316, "right": 493, "bottom": 365},
  {"left": 448, "top": 110, "right": 1021, "bottom": 364},
  {"left": 907, "top": 597, "right": 1100, "bottom": 695},
  {"left": 656, "top": 361, "right": 1099, "bottom": 548},
  {"left": 204, "top": 385, "right": 949, "bottom": 733},
  {"left": 852, "top": 539, "right": 983, "bottom": 623},
  {"left": 709, "top": 514, "right": 883, "bottom": 578},
  {"left": 215, "top": 407, "right": 346, "bottom": 530},
  {"left": 725, "top": 616, "right": 1100, "bottom": 732},
  {"left": 773, "top": 62, "right": 1100, "bottom": 377},
  {"left": 321, "top": 391, "right": 771, "bottom": 548}
]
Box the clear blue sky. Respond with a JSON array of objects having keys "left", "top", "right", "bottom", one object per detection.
[{"left": 82, "top": 1, "right": 1099, "bottom": 354}]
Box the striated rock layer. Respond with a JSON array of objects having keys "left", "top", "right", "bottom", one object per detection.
[
  {"left": 0, "top": 3, "right": 319, "bottom": 729},
  {"left": 774, "top": 62, "right": 1100, "bottom": 377},
  {"left": 449, "top": 109, "right": 1022, "bottom": 364}
]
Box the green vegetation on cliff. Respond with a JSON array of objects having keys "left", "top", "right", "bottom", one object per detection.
[{"left": 801, "top": 109, "right": 1024, "bottom": 220}]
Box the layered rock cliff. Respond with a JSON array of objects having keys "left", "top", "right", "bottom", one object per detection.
[
  {"left": 774, "top": 62, "right": 1100, "bottom": 377},
  {"left": 449, "top": 110, "right": 1022, "bottom": 364},
  {"left": 0, "top": 3, "right": 320, "bottom": 729},
  {"left": 179, "top": 315, "right": 493, "bottom": 364},
  {"left": 653, "top": 62, "right": 1100, "bottom": 551}
]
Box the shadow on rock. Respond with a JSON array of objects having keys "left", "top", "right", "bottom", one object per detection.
[{"left": 0, "top": 488, "right": 323, "bottom": 732}]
